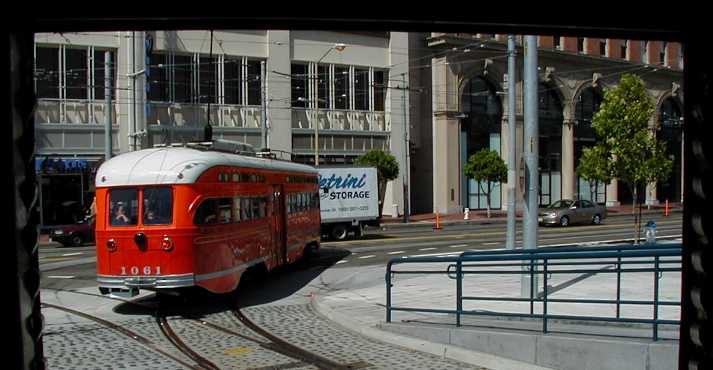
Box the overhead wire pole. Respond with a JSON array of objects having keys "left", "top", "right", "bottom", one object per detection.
[
  {"left": 261, "top": 61, "right": 267, "bottom": 150},
  {"left": 402, "top": 73, "right": 410, "bottom": 223},
  {"left": 506, "top": 35, "right": 517, "bottom": 250},
  {"left": 522, "top": 35, "right": 539, "bottom": 296},
  {"left": 204, "top": 30, "right": 214, "bottom": 142},
  {"left": 104, "top": 51, "right": 113, "bottom": 160}
]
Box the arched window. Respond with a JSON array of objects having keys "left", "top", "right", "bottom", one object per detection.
[
  {"left": 574, "top": 87, "right": 605, "bottom": 203},
  {"left": 538, "top": 83, "right": 563, "bottom": 206},
  {"left": 460, "top": 76, "right": 503, "bottom": 210}
]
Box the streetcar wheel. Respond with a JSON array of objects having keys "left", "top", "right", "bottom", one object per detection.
[
  {"left": 592, "top": 214, "right": 602, "bottom": 225},
  {"left": 331, "top": 224, "right": 349, "bottom": 241},
  {"left": 559, "top": 216, "right": 570, "bottom": 227}
]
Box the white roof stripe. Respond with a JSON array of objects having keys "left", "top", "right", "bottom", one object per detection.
[{"left": 96, "top": 147, "right": 317, "bottom": 187}]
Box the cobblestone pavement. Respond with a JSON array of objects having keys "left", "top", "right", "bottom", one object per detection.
[{"left": 42, "top": 283, "right": 487, "bottom": 370}]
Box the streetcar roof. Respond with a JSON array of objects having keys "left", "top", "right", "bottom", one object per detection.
[{"left": 95, "top": 147, "right": 317, "bottom": 187}]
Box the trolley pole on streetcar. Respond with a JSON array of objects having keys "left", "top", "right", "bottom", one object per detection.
[{"left": 104, "top": 50, "right": 113, "bottom": 160}]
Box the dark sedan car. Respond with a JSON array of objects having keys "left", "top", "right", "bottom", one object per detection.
[
  {"left": 50, "top": 215, "right": 96, "bottom": 247},
  {"left": 538, "top": 199, "right": 607, "bottom": 227}
]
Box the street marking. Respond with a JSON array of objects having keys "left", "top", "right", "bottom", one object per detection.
[
  {"left": 449, "top": 244, "right": 468, "bottom": 248},
  {"left": 336, "top": 260, "right": 348, "bottom": 264},
  {"left": 388, "top": 251, "right": 405, "bottom": 255},
  {"left": 47, "top": 275, "right": 75, "bottom": 279},
  {"left": 410, "top": 251, "right": 461, "bottom": 258},
  {"left": 224, "top": 347, "right": 252, "bottom": 356},
  {"left": 419, "top": 247, "right": 437, "bottom": 251},
  {"left": 358, "top": 255, "right": 375, "bottom": 259},
  {"left": 61, "top": 252, "right": 83, "bottom": 257},
  {"left": 483, "top": 242, "right": 499, "bottom": 246}
]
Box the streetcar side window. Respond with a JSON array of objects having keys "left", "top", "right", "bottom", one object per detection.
[
  {"left": 218, "top": 198, "right": 232, "bottom": 223},
  {"left": 241, "top": 197, "right": 252, "bottom": 220},
  {"left": 258, "top": 196, "right": 267, "bottom": 218},
  {"left": 143, "top": 187, "right": 173, "bottom": 225},
  {"left": 232, "top": 196, "right": 242, "bottom": 223},
  {"left": 109, "top": 189, "right": 138, "bottom": 226},
  {"left": 194, "top": 198, "right": 218, "bottom": 225}
]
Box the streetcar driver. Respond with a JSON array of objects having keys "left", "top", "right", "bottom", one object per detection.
[{"left": 113, "top": 203, "right": 130, "bottom": 225}]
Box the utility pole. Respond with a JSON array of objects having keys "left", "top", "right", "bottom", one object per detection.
[
  {"left": 104, "top": 51, "right": 113, "bottom": 160},
  {"left": 402, "top": 73, "right": 410, "bottom": 223},
  {"left": 506, "top": 35, "right": 517, "bottom": 250},
  {"left": 261, "top": 61, "right": 267, "bottom": 150},
  {"left": 522, "top": 35, "right": 539, "bottom": 296}
]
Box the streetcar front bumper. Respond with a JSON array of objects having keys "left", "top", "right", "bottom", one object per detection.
[{"left": 97, "top": 274, "right": 195, "bottom": 296}]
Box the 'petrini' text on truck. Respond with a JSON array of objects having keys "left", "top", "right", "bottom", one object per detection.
[{"left": 318, "top": 166, "right": 380, "bottom": 240}]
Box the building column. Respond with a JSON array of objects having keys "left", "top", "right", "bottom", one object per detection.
[
  {"left": 606, "top": 179, "right": 620, "bottom": 207},
  {"left": 432, "top": 55, "right": 461, "bottom": 214},
  {"left": 561, "top": 118, "right": 575, "bottom": 200},
  {"left": 646, "top": 183, "right": 660, "bottom": 206},
  {"left": 267, "top": 30, "right": 291, "bottom": 153}
]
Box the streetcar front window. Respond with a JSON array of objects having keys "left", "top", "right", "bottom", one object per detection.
[
  {"left": 143, "top": 187, "right": 173, "bottom": 225},
  {"left": 109, "top": 189, "right": 138, "bottom": 226}
]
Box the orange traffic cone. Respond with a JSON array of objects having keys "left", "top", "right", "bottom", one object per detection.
[{"left": 433, "top": 211, "right": 442, "bottom": 230}]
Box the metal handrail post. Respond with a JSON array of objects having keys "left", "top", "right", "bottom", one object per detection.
[
  {"left": 456, "top": 259, "right": 463, "bottom": 327},
  {"left": 543, "top": 258, "right": 549, "bottom": 333},
  {"left": 386, "top": 262, "right": 393, "bottom": 323},
  {"left": 530, "top": 257, "right": 535, "bottom": 315},
  {"left": 617, "top": 248, "right": 622, "bottom": 319},
  {"left": 653, "top": 256, "right": 660, "bottom": 340}
]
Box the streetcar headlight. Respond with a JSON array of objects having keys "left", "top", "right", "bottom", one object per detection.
[
  {"left": 106, "top": 239, "right": 117, "bottom": 252},
  {"left": 161, "top": 236, "right": 174, "bottom": 251}
]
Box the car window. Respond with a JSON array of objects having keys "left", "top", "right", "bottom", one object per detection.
[
  {"left": 574, "top": 200, "right": 583, "bottom": 208},
  {"left": 582, "top": 200, "right": 594, "bottom": 208}
]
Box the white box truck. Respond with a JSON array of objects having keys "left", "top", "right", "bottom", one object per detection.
[{"left": 318, "top": 166, "right": 380, "bottom": 240}]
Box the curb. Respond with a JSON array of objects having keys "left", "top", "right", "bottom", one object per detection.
[
  {"left": 310, "top": 294, "right": 554, "bottom": 370},
  {"left": 378, "top": 208, "right": 682, "bottom": 231}
]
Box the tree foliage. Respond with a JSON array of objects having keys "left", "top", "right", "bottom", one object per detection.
[
  {"left": 580, "top": 73, "right": 673, "bottom": 242},
  {"left": 463, "top": 149, "right": 507, "bottom": 217},
  {"left": 355, "top": 150, "right": 400, "bottom": 217}
]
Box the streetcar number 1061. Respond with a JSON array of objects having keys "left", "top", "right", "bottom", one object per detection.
[{"left": 120, "top": 266, "right": 161, "bottom": 275}]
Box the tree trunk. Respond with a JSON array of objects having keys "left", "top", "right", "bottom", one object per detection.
[
  {"left": 480, "top": 182, "right": 491, "bottom": 218},
  {"left": 632, "top": 185, "right": 639, "bottom": 244},
  {"left": 377, "top": 180, "right": 386, "bottom": 218}
]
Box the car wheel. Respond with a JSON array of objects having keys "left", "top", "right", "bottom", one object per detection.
[
  {"left": 559, "top": 216, "right": 570, "bottom": 227},
  {"left": 331, "top": 224, "right": 349, "bottom": 241},
  {"left": 70, "top": 234, "right": 83, "bottom": 247},
  {"left": 592, "top": 214, "right": 602, "bottom": 225}
]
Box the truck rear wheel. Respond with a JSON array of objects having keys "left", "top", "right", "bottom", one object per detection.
[{"left": 331, "top": 224, "right": 349, "bottom": 241}]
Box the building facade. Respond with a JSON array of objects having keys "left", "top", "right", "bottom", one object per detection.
[
  {"left": 33, "top": 31, "right": 683, "bottom": 227},
  {"left": 422, "top": 33, "right": 683, "bottom": 214},
  {"left": 33, "top": 30, "right": 412, "bottom": 227}
]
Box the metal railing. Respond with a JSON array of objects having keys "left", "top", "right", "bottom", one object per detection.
[{"left": 386, "top": 242, "right": 682, "bottom": 340}]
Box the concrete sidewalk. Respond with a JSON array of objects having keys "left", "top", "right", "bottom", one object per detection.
[{"left": 311, "top": 241, "right": 681, "bottom": 370}]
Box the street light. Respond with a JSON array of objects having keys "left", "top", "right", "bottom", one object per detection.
[{"left": 307, "top": 43, "right": 347, "bottom": 166}]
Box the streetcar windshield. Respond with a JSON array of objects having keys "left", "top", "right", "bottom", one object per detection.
[
  {"left": 143, "top": 187, "right": 173, "bottom": 225},
  {"left": 109, "top": 189, "right": 138, "bottom": 226}
]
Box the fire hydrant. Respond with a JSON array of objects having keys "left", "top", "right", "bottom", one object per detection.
[
  {"left": 645, "top": 220, "right": 657, "bottom": 245},
  {"left": 464, "top": 208, "right": 470, "bottom": 220}
]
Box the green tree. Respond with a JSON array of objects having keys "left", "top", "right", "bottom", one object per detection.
[
  {"left": 577, "top": 145, "right": 613, "bottom": 202},
  {"left": 355, "top": 150, "right": 399, "bottom": 217},
  {"left": 463, "top": 149, "right": 507, "bottom": 218},
  {"left": 584, "top": 73, "right": 673, "bottom": 242}
]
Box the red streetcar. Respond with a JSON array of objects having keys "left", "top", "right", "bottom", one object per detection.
[{"left": 94, "top": 141, "right": 320, "bottom": 297}]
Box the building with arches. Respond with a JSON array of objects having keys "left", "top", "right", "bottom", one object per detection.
[{"left": 422, "top": 33, "right": 683, "bottom": 214}]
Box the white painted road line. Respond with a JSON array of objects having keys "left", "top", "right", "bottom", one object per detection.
[
  {"left": 336, "top": 260, "right": 348, "bottom": 264},
  {"left": 419, "top": 247, "right": 437, "bottom": 251},
  {"left": 449, "top": 244, "right": 468, "bottom": 248},
  {"left": 483, "top": 242, "right": 499, "bottom": 246},
  {"left": 358, "top": 255, "right": 376, "bottom": 259},
  {"left": 47, "top": 276, "right": 75, "bottom": 279},
  {"left": 410, "top": 251, "right": 461, "bottom": 258},
  {"left": 388, "top": 251, "right": 405, "bottom": 255},
  {"left": 61, "top": 252, "right": 83, "bottom": 257}
]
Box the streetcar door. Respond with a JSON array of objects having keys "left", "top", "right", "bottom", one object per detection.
[{"left": 272, "top": 185, "right": 287, "bottom": 265}]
